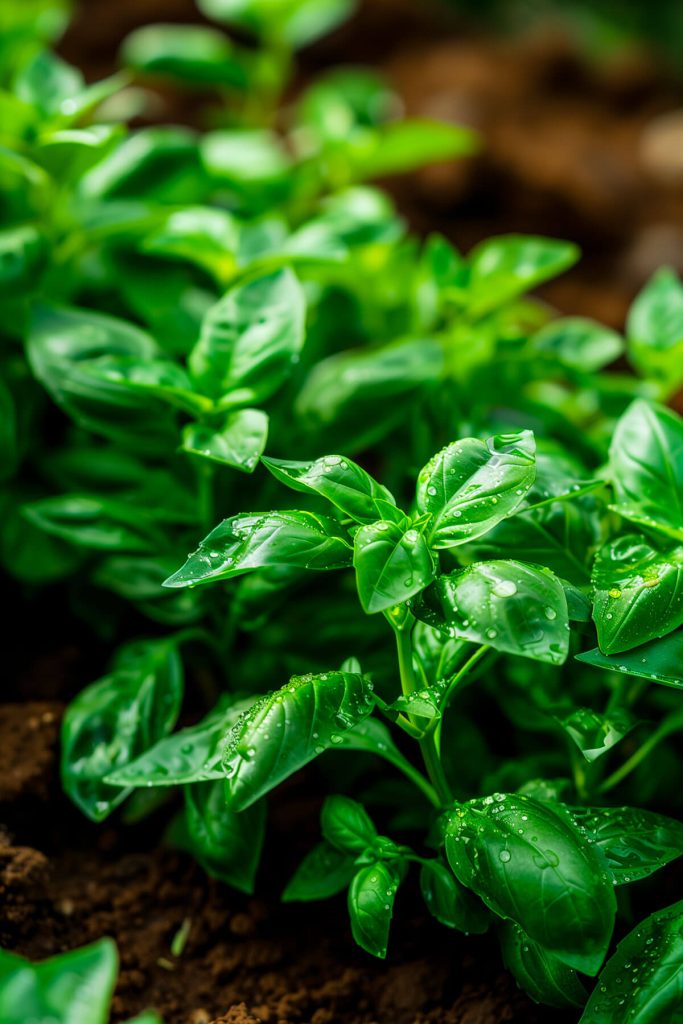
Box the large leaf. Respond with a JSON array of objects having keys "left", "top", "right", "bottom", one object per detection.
[
  {"left": 413, "top": 560, "right": 569, "bottom": 664},
  {"left": 182, "top": 408, "right": 268, "bottom": 472},
  {"left": 347, "top": 860, "right": 402, "bottom": 959},
  {"left": 499, "top": 921, "right": 587, "bottom": 1009},
  {"left": 568, "top": 806, "right": 683, "bottom": 884},
  {"left": 222, "top": 670, "right": 375, "bottom": 809},
  {"left": 579, "top": 901, "right": 683, "bottom": 1023},
  {"left": 444, "top": 794, "right": 616, "bottom": 974},
  {"left": 263, "top": 453, "right": 396, "bottom": 524},
  {"left": 189, "top": 268, "right": 305, "bottom": 404},
  {"left": 353, "top": 519, "right": 435, "bottom": 613},
  {"left": 416, "top": 430, "right": 536, "bottom": 548},
  {"left": 609, "top": 400, "right": 683, "bottom": 543},
  {"left": 0, "top": 939, "right": 117, "bottom": 1024},
  {"left": 591, "top": 535, "right": 683, "bottom": 655},
  {"left": 164, "top": 510, "right": 351, "bottom": 588},
  {"left": 61, "top": 639, "right": 184, "bottom": 820},
  {"left": 183, "top": 781, "right": 266, "bottom": 892},
  {"left": 577, "top": 631, "right": 683, "bottom": 689}
]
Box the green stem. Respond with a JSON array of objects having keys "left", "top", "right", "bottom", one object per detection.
[
  {"left": 393, "top": 618, "right": 453, "bottom": 806},
  {"left": 197, "top": 462, "right": 215, "bottom": 534},
  {"left": 598, "top": 709, "right": 683, "bottom": 794}
]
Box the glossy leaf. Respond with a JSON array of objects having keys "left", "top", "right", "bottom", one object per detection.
[
  {"left": 182, "top": 408, "right": 268, "bottom": 472},
  {"left": 183, "top": 781, "right": 266, "bottom": 892},
  {"left": 0, "top": 939, "right": 117, "bottom": 1024},
  {"left": 164, "top": 510, "right": 351, "bottom": 588},
  {"left": 555, "top": 707, "right": 635, "bottom": 763},
  {"left": 579, "top": 901, "right": 683, "bottom": 1023},
  {"left": 353, "top": 519, "right": 435, "bottom": 613},
  {"left": 592, "top": 535, "right": 683, "bottom": 655},
  {"left": 348, "top": 860, "right": 402, "bottom": 958},
  {"left": 499, "top": 921, "right": 587, "bottom": 1009},
  {"left": 609, "top": 400, "right": 683, "bottom": 543},
  {"left": 627, "top": 268, "right": 683, "bottom": 392},
  {"left": 413, "top": 560, "right": 570, "bottom": 664},
  {"left": 283, "top": 842, "right": 356, "bottom": 901},
  {"left": 577, "top": 631, "right": 683, "bottom": 689},
  {"left": 420, "top": 860, "right": 489, "bottom": 933},
  {"left": 198, "top": 0, "right": 356, "bottom": 48},
  {"left": 347, "top": 119, "right": 478, "bottom": 180},
  {"left": 263, "top": 453, "right": 395, "bottom": 524},
  {"left": 222, "top": 670, "right": 375, "bottom": 809},
  {"left": 122, "top": 23, "right": 247, "bottom": 88},
  {"left": 464, "top": 235, "right": 580, "bottom": 317},
  {"left": 62, "top": 639, "right": 184, "bottom": 820},
  {"left": 416, "top": 431, "right": 536, "bottom": 548},
  {"left": 569, "top": 805, "right": 683, "bottom": 884},
  {"left": 141, "top": 206, "right": 240, "bottom": 281},
  {"left": 444, "top": 793, "right": 616, "bottom": 974},
  {"left": 533, "top": 317, "right": 623, "bottom": 373},
  {"left": 321, "top": 794, "right": 378, "bottom": 854}
]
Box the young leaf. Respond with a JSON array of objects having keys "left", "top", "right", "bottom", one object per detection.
[
  {"left": 499, "top": 921, "right": 587, "bottom": 1009},
  {"left": 105, "top": 696, "right": 254, "bottom": 787},
  {"left": 416, "top": 431, "right": 536, "bottom": 548},
  {"left": 627, "top": 268, "right": 683, "bottom": 392},
  {"left": 609, "top": 400, "right": 683, "bottom": 543},
  {"left": 122, "top": 23, "right": 247, "bottom": 88},
  {"left": 321, "top": 794, "right": 378, "bottom": 854},
  {"left": 577, "top": 630, "right": 683, "bottom": 689},
  {"left": 413, "top": 560, "right": 569, "bottom": 665},
  {"left": 532, "top": 317, "right": 623, "bottom": 373},
  {"left": 189, "top": 268, "right": 305, "bottom": 404},
  {"left": 348, "top": 861, "right": 402, "bottom": 959},
  {"left": 183, "top": 781, "right": 266, "bottom": 892},
  {"left": 569, "top": 806, "right": 683, "bottom": 884},
  {"left": 164, "top": 510, "right": 351, "bottom": 588},
  {"left": 420, "top": 860, "right": 489, "bottom": 933},
  {"left": 579, "top": 901, "right": 683, "bottom": 1023},
  {"left": 0, "top": 939, "right": 118, "bottom": 1024},
  {"left": 283, "top": 842, "right": 356, "bottom": 902},
  {"left": 263, "top": 453, "right": 396, "bottom": 525},
  {"left": 62, "top": 639, "right": 184, "bottom": 820},
  {"left": 444, "top": 794, "right": 616, "bottom": 974},
  {"left": 142, "top": 206, "right": 240, "bottom": 281},
  {"left": 591, "top": 535, "right": 683, "bottom": 655},
  {"left": 222, "top": 670, "right": 375, "bottom": 810},
  {"left": 555, "top": 707, "right": 634, "bottom": 763},
  {"left": 347, "top": 119, "right": 478, "bottom": 180},
  {"left": 182, "top": 408, "right": 268, "bottom": 472},
  {"left": 353, "top": 519, "right": 435, "bottom": 614},
  {"left": 198, "top": 0, "right": 355, "bottom": 48},
  {"left": 464, "top": 235, "right": 580, "bottom": 317}
]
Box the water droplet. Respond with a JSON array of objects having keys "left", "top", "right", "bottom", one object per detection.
[
  {"left": 499, "top": 850, "right": 511, "bottom": 863},
  {"left": 544, "top": 606, "right": 557, "bottom": 620},
  {"left": 493, "top": 579, "right": 517, "bottom": 598}
]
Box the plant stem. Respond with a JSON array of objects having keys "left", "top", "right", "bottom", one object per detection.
[
  {"left": 598, "top": 708, "right": 683, "bottom": 794},
  {"left": 393, "top": 617, "right": 453, "bottom": 806},
  {"left": 197, "top": 462, "right": 215, "bottom": 534}
]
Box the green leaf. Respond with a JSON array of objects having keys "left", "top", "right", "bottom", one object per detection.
[
  {"left": 532, "top": 317, "right": 623, "bottom": 373},
  {"left": 122, "top": 23, "right": 247, "bottom": 88},
  {"left": 555, "top": 707, "right": 635, "bottom": 763},
  {"left": 263, "top": 453, "right": 396, "bottom": 524},
  {"left": 464, "top": 235, "right": 580, "bottom": 317},
  {"left": 579, "top": 901, "right": 683, "bottom": 1023},
  {"left": 413, "top": 561, "right": 570, "bottom": 664},
  {"left": 353, "top": 519, "right": 435, "bottom": 614},
  {"left": 76, "top": 356, "right": 209, "bottom": 417},
  {"left": 201, "top": 129, "right": 291, "bottom": 200},
  {"left": 416, "top": 431, "right": 536, "bottom": 548},
  {"left": 189, "top": 268, "right": 305, "bottom": 404},
  {"left": 420, "top": 860, "right": 489, "bottom": 933},
  {"left": 569, "top": 806, "right": 683, "bottom": 884},
  {"left": 79, "top": 126, "right": 201, "bottom": 202},
  {"left": 348, "top": 860, "right": 402, "bottom": 958},
  {"left": 0, "top": 939, "right": 118, "bottom": 1024},
  {"left": 591, "top": 535, "right": 683, "bottom": 655},
  {"left": 164, "top": 510, "right": 351, "bottom": 588},
  {"left": 283, "top": 841, "right": 356, "bottom": 901},
  {"left": 61, "top": 639, "right": 184, "bottom": 820},
  {"left": 627, "top": 268, "right": 683, "bottom": 392},
  {"left": 321, "top": 794, "right": 378, "bottom": 854},
  {"left": 444, "top": 793, "right": 616, "bottom": 974},
  {"left": 222, "top": 670, "right": 375, "bottom": 809},
  {"left": 183, "top": 781, "right": 266, "bottom": 892},
  {"left": 346, "top": 119, "right": 478, "bottom": 180},
  {"left": 499, "top": 921, "right": 587, "bottom": 1009},
  {"left": 0, "top": 224, "right": 46, "bottom": 297},
  {"left": 22, "top": 495, "right": 155, "bottom": 552},
  {"left": 577, "top": 631, "right": 683, "bottom": 689},
  {"left": 141, "top": 206, "right": 240, "bottom": 282},
  {"left": 609, "top": 400, "right": 683, "bottom": 543},
  {"left": 14, "top": 49, "right": 83, "bottom": 115},
  {"left": 105, "top": 696, "right": 253, "bottom": 787},
  {"left": 182, "top": 408, "right": 268, "bottom": 473},
  {"left": 198, "top": 0, "right": 356, "bottom": 48}
]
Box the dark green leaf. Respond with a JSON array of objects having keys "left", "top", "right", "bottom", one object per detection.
[
  {"left": 321, "top": 794, "right": 378, "bottom": 854},
  {"left": 348, "top": 860, "right": 401, "bottom": 958},
  {"left": 591, "top": 535, "right": 683, "bottom": 655},
  {"left": 577, "top": 631, "right": 683, "bottom": 689},
  {"left": 283, "top": 842, "right": 356, "bottom": 901},
  {"left": 569, "top": 806, "right": 683, "bottom": 884},
  {"left": 353, "top": 519, "right": 435, "bottom": 614},
  {"left": 499, "top": 921, "right": 587, "bottom": 1009},
  {"left": 182, "top": 408, "right": 268, "bottom": 472},
  {"left": 555, "top": 707, "right": 635, "bottom": 763},
  {"left": 413, "top": 561, "right": 570, "bottom": 665},
  {"left": 164, "top": 510, "right": 351, "bottom": 588},
  {"left": 263, "top": 453, "right": 395, "bottom": 524},
  {"left": 62, "top": 639, "right": 183, "bottom": 820},
  {"left": 184, "top": 781, "right": 266, "bottom": 892},
  {"left": 444, "top": 794, "right": 616, "bottom": 974},
  {"left": 416, "top": 431, "right": 536, "bottom": 548},
  {"left": 420, "top": 860, "right": 489, "bottom": 933},
  {"left": 0, "top": 224, "right": 46, "bottom": 297},
  {"left": 579, "top": 901, "right": 683, "bottom": 1023},
  {"left": 222, "top": 670, "right": 375, "bottom": 809},
  {"left": 23, "top": 495, "right": 155, "bottom": 552}
]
